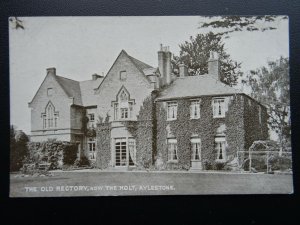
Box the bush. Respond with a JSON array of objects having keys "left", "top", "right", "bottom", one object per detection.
[
  {"left": 62, "top": 144, "right": 77, "bottom": 165},
  {"left": 73, "top": 155, "right": 90, "bottom": 167},
  {"left": 269, "top": 155, "right": 292, "bottom": 171},
  {"left": 242, "top": 158, "right": 267, "bottom": 172},
  {"left": 10, "top": 127, "right": 29, "bottom": 171},
  {"left": 203, "top": 160, "right": 213, "bottom": 170},
  {"left": 213, "top": 161, "right": 226, "bottom": 170}
]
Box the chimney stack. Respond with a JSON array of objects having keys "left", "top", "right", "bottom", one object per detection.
[
  {"left": 158, "top": 44, "right": 172, "bottom": 86},
  {"left": 92, "top": 73, "right": 103, "bottom": 80},
  {"left": 208, "top": 51, "right": 220, "bottom": 80},
  {"left": 46, "top": 67, "right": 56, "bottom": 76},
  {"left": 178, "top": 63, "right": 188, "bottom": 78}
]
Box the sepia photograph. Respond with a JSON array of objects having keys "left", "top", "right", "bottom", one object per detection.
[{"left": 9, "top": 16, "right": 292, "bottom": 197}]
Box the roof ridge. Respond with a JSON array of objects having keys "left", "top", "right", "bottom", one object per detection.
[
  {"left": 128, "top": 55, "right": 153, "bottom": 69},
  {"left": 56, "top": 75, "right": 80, "bottom": 83}
]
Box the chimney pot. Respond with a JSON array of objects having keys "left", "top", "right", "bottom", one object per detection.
[
  {"left": 92, "top": 73, "right": 103, "bottom": 80},
  {"left": 46, "top": 67, "right": 56, "bottom": 76},
  {"left": 179, "top": 64, "right": 188, "bottom": 77}
]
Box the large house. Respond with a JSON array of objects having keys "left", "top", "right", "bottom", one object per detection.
[{"left": 28, "top": 45, "right": 268, "bottom": 170}]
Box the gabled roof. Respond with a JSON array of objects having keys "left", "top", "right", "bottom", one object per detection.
[
  {"left": 79, "top": 78, "right": 103, "bottom": 106},
  {"left": 95, "top": 50, "right": 154, "bottom": 91},
  {"left": 56, "top": 76, "right": 83, "bottom": 105},
  {"left": 156, "top": 74, "right": 243, "bottom": 101},
  {"left": 128, "top": 55, "right": 153, "bottom": 71}
]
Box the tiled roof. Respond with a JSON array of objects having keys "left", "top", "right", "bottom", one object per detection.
[
  {"left": 79, "top": 78, "right": 103, "bottom": 106},
  {"left": 156, "top": 74, "right": 243, "bottom": 101},
  {"left": 56, "top": 76, "right": 83, "bottom": 105},
  {"left": 128, "top": 55, "right": 153, "bottom": 72},
  {"left": 143, "top": 67, "right": 158, "bottom": 76}
]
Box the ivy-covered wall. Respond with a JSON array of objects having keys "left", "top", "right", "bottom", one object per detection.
[
  {"left": 243, "top": 95, "right": 269, "bottom": 150},
  {"left": 155, "top": 94, "right": 246, "bottom": 170},
  {"left": 96, "top": 123, "right": 111, "bottom": 169}
]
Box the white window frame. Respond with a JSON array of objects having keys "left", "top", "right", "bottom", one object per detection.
[
  {"left": 43, "top": 102, "right": 58, "bottom": 129},
  {"left": 167, "top": 102, "right": 178, "bottom": 121},
  {"left": 190, "top": 99, "right": 201, "bottom": 119},
  {"left": 213, "top": 98, "right": 226, "bottom": 118},
  {"left": 215, "top": 136, "right": 226, "bottom": 162},
  {"left": 191, "top": 138, "right": 201, "bottom": 161},
  {"left": 88, "top": 137, "right": 96, "bottom": 161},
  {"left": 167, "top": 138, "right": 178, "bottom": 162}
]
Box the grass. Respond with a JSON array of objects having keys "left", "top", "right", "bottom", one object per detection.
[{"left": 10, "top": 170, "right": 293, "bottom": 197}]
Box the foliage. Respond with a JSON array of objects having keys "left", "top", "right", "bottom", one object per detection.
[
  {"left": 96, "top": 123, "right": 111, "bottom": 169},
  {"left": 173, "top": 32, "right": 242, "bottom": 86},
  {"left": 86, "top": 127, "right": 96, "bottom": 137},
  {"left": 26, "top": 140, "right": 77, "bottom": 170},
  {"left": 198, "top": 16, "right": 287, "bottom": 38},
  {"left": 73, "top": 155, "right": 90, "bottom": 167},
  {"left": 243, "top": 57, "right": 290, "bottom": 153},
  {"left": 10, "top": 126, "right": 29, "bottom": 171},
  {"left": 269, "top": 155, "right": 292, "bottom": 171},
  {"left": 9, "top": 17, "right": 24, "bottom": 30},
  {"left": 62, "top": 144, "right": 78, "bottom": 165}
]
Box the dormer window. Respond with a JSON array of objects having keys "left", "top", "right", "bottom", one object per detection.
[{"left": 120, "top": 71, "right": 127, "bottom": 81}]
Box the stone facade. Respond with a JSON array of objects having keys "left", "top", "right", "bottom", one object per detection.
[{"left": 29, "top": 46, "right": 269, "bottom": 171}]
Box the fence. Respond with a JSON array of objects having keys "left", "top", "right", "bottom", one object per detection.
[{"left": 237, "top": 150, "right": 292, "bottom": 173}]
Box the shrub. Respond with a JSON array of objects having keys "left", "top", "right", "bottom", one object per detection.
[
  {"left": 73, "top": 155, "right": 90, "bottom": 167},
  {"left": 62, "top": 144, "right": 77, "bottom": 165},
  {"left": 242, "top": 158, "right": 267, "bottom": 172},
  {"left": 203, "top": 160, "right": 213, "bottom": 170},
  {"left": 269, "top": 155, "right": 292, "bottom": 171},
  {"left": 213, "top": 161, "right": 226, "bottom": 170}
]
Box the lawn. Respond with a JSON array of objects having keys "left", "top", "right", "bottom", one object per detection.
[{"left": 10, "top": 170, "right": 293, "bottom": 197}]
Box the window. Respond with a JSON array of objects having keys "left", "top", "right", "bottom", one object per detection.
[
  {"left": 47, "top": 88, "right": 54, "bottom": 96},
  {"left": 113, "top": 89, "right": 134, "bottom": 120},
  {"left": 167, "top": 138, "right": 178, "bottom": 161},
  {"left": 128, "top": 138, "right": 136, "bottom": 166},
  {"left": 191, "top": 138, "right": 201, "bottom": 161},
  {"left": 121, "top": 108, "right": 128, "bottom": 119},
  {"left": 88, "top": 138, "right": 96, "bottom": 160},
  {"left": 167, "top": 102, "right": 177, "bottom": 120},
  {"left": 88, "top": 113, "right": 95, "bottom": 122},
  {"left": 120, "top": 71, "right": 127, "bottom": 81},
  {"left": 215, "top": 137, "right": 226, "bottom": 161},
  {"left": 43, "top": 102, "right": 58, "bottom": 129},
  {"left": 190, "top": 100, "right": 200, "bottom": 119},
  {"left": 213, "top": 98, "right": 225, "bottom": 118}
]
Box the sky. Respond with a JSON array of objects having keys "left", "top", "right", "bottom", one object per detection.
[{"left": 9, "top": 16, "right": 289, "bottom": 133}]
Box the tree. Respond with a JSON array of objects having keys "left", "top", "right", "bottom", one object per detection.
[
  {"left": 243, "top": 57, "right": 290, "bottom": 155},
  {"left": 10, "top": 126, "right": 29, "bottom": 171},
  {"left": 198, "top": 16, "right": 287, "bottom": 39},
  {"left": 172, "top": 32, "right": 242, "bottom": 86}
]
